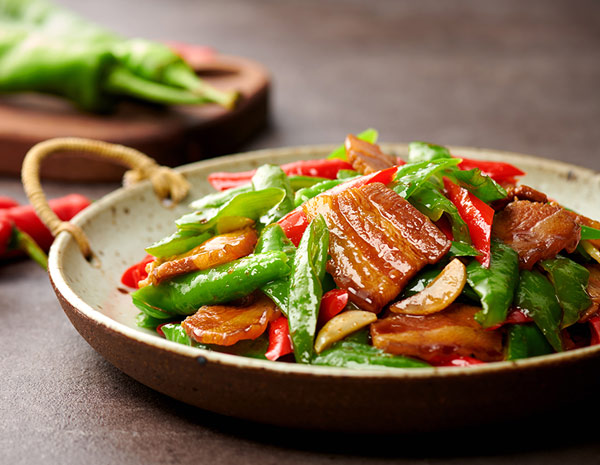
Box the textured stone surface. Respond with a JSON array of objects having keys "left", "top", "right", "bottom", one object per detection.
[{"left": 2, "top": 0, "right": 600, "bottom": 463}]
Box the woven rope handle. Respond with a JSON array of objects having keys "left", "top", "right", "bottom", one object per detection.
[{"left": 21, "top": 137, "right": 190, "bottom": 259}]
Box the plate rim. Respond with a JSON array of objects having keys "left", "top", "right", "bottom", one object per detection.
[{"left": 48, "top": 142, "right": 600, "bottom": 380}]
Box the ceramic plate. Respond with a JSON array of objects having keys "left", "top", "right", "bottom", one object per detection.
[{"left": 48, "top": 144, "right": 600, "bottom": 432}]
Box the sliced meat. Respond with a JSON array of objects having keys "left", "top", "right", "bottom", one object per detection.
[
  {"left": 303, "top": 182, "right": 450, "bottom": 312},
  {"left": 370, "top": 304, "right": 504, "bottom": 362},
  {"left": 492, "top": 200, "right": 580, "bottom": 270},
  {"left": 182, "top": 293, "right": 279, "bottom": 346},
  {"left": 141, "top": 228, "right": 257, "bottom": 286},
  {"left": 492, "top": 185, "right": 548, "bottom": 211},
  {"left": 579, "top": 264, "right": 600, "bottom": 322},
  {"left": 345, "top": 134, "right": 397, "bottom": 175}
]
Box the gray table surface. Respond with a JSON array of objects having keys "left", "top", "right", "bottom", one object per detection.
[{"left": 2, "top": 0, "right": 600, "bottom": 463}]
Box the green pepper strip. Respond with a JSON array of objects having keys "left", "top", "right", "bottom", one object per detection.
[
  {"left": 466, "top": 240, "right": 519, "bottom": 328},
  {"left": 540, "top": 256, "right": 591, "bottom": 328},
  {"left": 327, "top": 128, "right": 379, "bottom": 160},
  {"left": 145, "top": 230, "right": 211, "bottom": 259},
  {"left": 312, "top": 330, "right": 430, "bottom": 369},
  {"left": 131, "top": 250, "right": 290, "bottom": 318},
  {"left": 445, "top": 168, "right": 507, "bottom": 204},
  {"left": 407, "top": 141, "right": 451, "bottom": 163},
  {"left": 251, "top": 164, "right": 295, "bottom": 227},
  {"left": 294, "top": 179, "right": 342, "bottom": 207},
  {"left": 515, "top": 270, "right": 564, "bottom": 352},
  {"left": 287, "top": 216, "right": 329, "bottom": 364},
  {"left": 505, "top": 324, "right": 553, "bottom": 361},
  {"left": 255, "top": 224, "right": 296, "bottom": 316},
  {"left": 392, "top": 158, "right": 460, "bottom": 200}
]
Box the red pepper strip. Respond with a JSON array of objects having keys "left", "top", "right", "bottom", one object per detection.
[
  {"left": 0, "top": 196, "right": 19, "bottom": 209},
  {"left": 121, "top": 254, "right": 155, "bottom": 288},
  {"left": 435, "top": 217, "right": 454, "bottom": 241},
  {"left": 429, "top": 355, "right": 485, "bottom": 367},
  {"left": 318, "top": 289, "right": 349, "bottom": 327},
  {"left": 589, "top": 316, "right": 600, "bottom": 346},
  {"left": 0, "top": 216, "right": 12, "bottom": 255},
  {"left": 396, "top": 157, "right": 406, "bottom": 166},
  {"left": 208, "top": 159, "right": 354, "bottom": 191},
  {"left": 156, "top": 321, "right": 172, "bottom": 338},
  {"left": 265, "top": 315, "right": 293, "bottom": 361},
  {"left": 277, "top": 209, "right": 309, "bottom": 247},
  {"left": 486, "top": 308, "right": 533, "bottom": 331},
  {"left": 457, "top": 158, "right": 525, "bottom": 182},
  {"left": 443, "top": 177, "right": 494, "bottom": 267},
  {"left": 1, "top": 194, "right": 91, "bottom": 251}
]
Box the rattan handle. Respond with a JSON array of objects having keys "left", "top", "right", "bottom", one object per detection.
[{"left": 21, "top": 137, "right": 190, "bottom": 259}]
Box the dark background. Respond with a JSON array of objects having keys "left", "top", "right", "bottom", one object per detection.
[{"left": 2, "top": 0, "right": 600, "bottom": 463}]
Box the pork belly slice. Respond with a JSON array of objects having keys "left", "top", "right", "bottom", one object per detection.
[
  {"left": 492, "top": 184, "right": 548, "bottom": 211},
  {"left": 303, "top": 182, "right": 450, "bottom": 312},
  {"left": 370, "top": 304, "right": 504, "bottom": 362},
  {"left": 345, "top": 134, "right": 397, "bottom": 175},
  {"left": 492, "top": 200, "right": 580, "bottom": 270},
  {"left": 142, "top": 228, "right": 257, "bottom": 286}
]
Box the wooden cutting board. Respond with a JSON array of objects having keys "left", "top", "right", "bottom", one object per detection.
[{"left": 0, "top": 52, "right": 269, "bottom": 181}]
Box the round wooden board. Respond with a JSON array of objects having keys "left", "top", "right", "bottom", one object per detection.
[{"left": 0, "top": 54, "right": 270, "bottom": 182}]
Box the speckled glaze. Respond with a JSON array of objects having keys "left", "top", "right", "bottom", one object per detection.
[{"left": 48, "top": 144, "right": 600, "bottom": 432}]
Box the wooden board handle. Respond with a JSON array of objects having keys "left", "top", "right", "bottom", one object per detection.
[{"left": 21, "top": 137, "right": 190, "bottom": 259}]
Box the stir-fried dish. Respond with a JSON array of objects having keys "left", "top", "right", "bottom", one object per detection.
[{"left": 122, "top": 130, "right": 600, "bottom": 368}]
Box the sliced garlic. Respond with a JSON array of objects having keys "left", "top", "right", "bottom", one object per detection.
[
  {"left": 314, "top": 310, "right": 377, "bottom": 354},
  {"left": 390, "top": 258, "right": 466, "bottom": 315}
]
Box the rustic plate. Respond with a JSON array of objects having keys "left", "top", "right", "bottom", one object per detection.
[{"left": 48, "top": 144, "right": 600, "bottom": 433}]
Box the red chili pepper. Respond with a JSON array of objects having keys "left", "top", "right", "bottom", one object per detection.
[
  {"left": 458, "top": 158, "right": 525, "bottom": 182},
  {"left": 486, "top": 308, "right": 533, "bottom": 331},
  {"left": 435, "top": 216, "right": 454, "bottom": 241},
  {"left": 265, "top": 315, "right": 293, "bottom": 361},
  {"left": 429, "top": 355, "right": 485, "bottom": 367},
  {"left": 318, "top": 289, "right": 349, "bottom": 327},
  {"left": 208, "top": 159, "right": 354, "bottom": 191},
  {"left": 0, "top": 216, "right": 12, "bottom": 256},
  {"left": 1, "top": 194, "right": 91, "bottom": 251},
  {"left": 277, "top": 209, "right": 309, "bottom": 247},
  {"left": 328, "top": 165, "right": 398, "bottom": 196},
  {"left": 0, "top": 196, "right": 19, "bottom": 210},
  {"left": 121, "top": 254, "right": 155, "bottom": 288},
  {"left": 156, "top": 321, "right": 172, "bottom": 338},
  {"left": 589, "top": 315, "right": 600, "bottom": 346},
  {"left": 443, "top": 177, "right": 494, "bottom": 267}
]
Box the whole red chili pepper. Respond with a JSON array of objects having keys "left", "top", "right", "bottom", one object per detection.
[
  {"left": 318, "top": 289, "right": 349, "bottom": 327},
  {"left": 208, "top": 159, "right": 354, "bottom": 191},
  {"left": 1, "top": 194, "right": 91, "bottom": 251},
  {"left": 0, "top": 196, "right": 20, "bottom": 210},
  {"left": 265, "top": 315, "right": 293, "bottom": 361},
  {"left": 443, "top": 177, "right": 494, "bottom": 267},
  {"left": 458, "top": 158, "right": 525, "bottom": 182},
  {"left": 121, "top": 254, "right": 155, "bottom": 288}
]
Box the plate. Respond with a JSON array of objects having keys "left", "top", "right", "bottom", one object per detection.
[{"left": 48, "top": 144, "right": 600, "bottom": 432}]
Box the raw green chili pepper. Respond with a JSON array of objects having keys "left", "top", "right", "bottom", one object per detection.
[
  {"left": 506, "top": 324, "right": 553, "bottom": 361},
  {"left": 515, "top": 270, "right": 563, "bottom": 352},
  {"left": 407, "top": 141, "right": 451, "bottom": 163},
  {"left": 328, "top": 128, "right": 379, "bottom": 160},
  {"left": 287, "top": 216, "right": 329, "bottom": 363},
  {"left": 466, "top": 241, "right": 519, "bottom": 328},
  {"left": 255, "top": 224, "right": 296, "bottom": 316},
  {"left": 176, "top": 188, "right": 285, "bottom": 231},
  {"left": 251, "top": 165, "right": 295, "bottom": 226},
  {"left": 145, "top": 230, "right": 211, "bottom": 259},
  {"left": 132, "top": 251, "right": 290, "bottom": 318},
  {"left": 312, "top": 330, "right": 430, "bottom": 369},
  {"left": 540, "top": 256, "right": 591, "bottom": 328},
  {"left": 392, "top": 158, "right": 460, "bottom": 200}
]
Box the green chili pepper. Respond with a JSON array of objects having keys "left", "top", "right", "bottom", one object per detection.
[
  {"left": 287, "top": 216, "right": 329, "bottom": 363},
  {"left": 131, "top": 251, "right": 290, "bottom": 318},
  {"left": 251, "top": 165, "right": 295, "bottom": 226},
  {"left": 136, "top": 312, "right": 173, "bottom": 331},
  {"left": 145, "top": 230, "right": 211, "bottom": 259},
  {"left": 312, "top": 330, "right": 430, "bottom": 369},
  {"left": 409, "top": 182, "right": 471, "bottom": 243},
  {"left": 176, "top": 188, "right": 285, "bottom": 231},
  {"left": 402, "top": 267, "right": 444, "bottom": 297},
  {"left": 189, "top": 185, "right": 254, "bottom": 212},
  {"left": 392, "top": 158, "right": 461, "bottom": 200},
  {"left": 448, "top": 241, "right": 480, "bottom": 257},
  {"left": 289, "top": 175, "right": 330, "bottom": 191},
  {"left": 506, "top": 324, "right": 554, "bottom": 360},
  {"left": 336, "top": 170, "right": 361, "bottom": 180},
  {"left": 407, "top": 141, "right": 451, "bottom": 163},
  {"left": 161, "top": 323, "right": 207, "bottom": 347},
  {"left": 466, "top": 241, "right": 519, "bottom": 328},
  {"left": 255, "top": 224, "right": 296, "bottom": 316},
  {"left": 540, "top": 256, "right": 591, "bottom": 328},
  {"left": 515, "top": 270, "right": 564, "bottom": 352},
  {"left": 328, "top": 128, "right": 379, "bottom": 160},
  {"left": 445, "top": 168, "right": 507, "bottom": 203},
  {"left": 580, "top": 225, "right": 600, "bottom": 240},
  {"left": 294, "top": 179, "right": 342, "bottom": 207}
]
